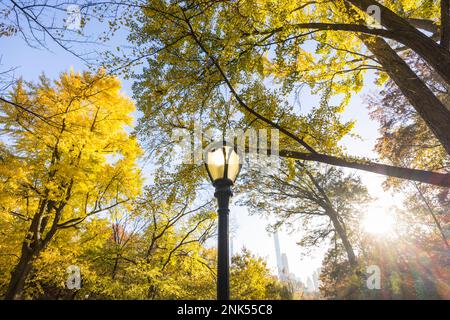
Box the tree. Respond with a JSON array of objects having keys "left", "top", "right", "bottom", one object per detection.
[
  {"left": 0, "top": 0, "right": 125, "bottom": 63},
  {"left": 1, "top": 199, "right": 290, "bottom": 299},
  {"left": 231, "top": 248, "right": 293, "bottom": 300},
  {"left": 2, "top": 1, "right": 449, "bottom": 185},
  {"left": 10, "top": 192, "right": 218, "bottom": 299},
  {"left": 0, "top": 70, "right": 142, "bottom": 299},
  {"left": 319, "top": 196, "right": 450, "bottom": 300},
  {"left": 319, "top": 243, "right": 364, "bottom": 299},
  {"left": 356, "top": 208, "right": 450, "bottom": 299},
  {"left": 240, "top": 161, "right": 369, "bottom": 270},
  {"left": 108, "top": 0, "right": 450, "bottom": 188},
  {"left": 368, "top": 51, "right": 449, "bottom": 176},
  {"left": 368, "top": 51, "right": 450, "bottom": 248}
]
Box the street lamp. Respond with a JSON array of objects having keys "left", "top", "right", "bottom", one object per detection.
[{"left": 204, "top": 141, "right": 242, "bottom": 300}]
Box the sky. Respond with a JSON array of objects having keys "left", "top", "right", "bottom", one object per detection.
[{"left": 0, "top": 13, "right": 403, "bottom": 285}]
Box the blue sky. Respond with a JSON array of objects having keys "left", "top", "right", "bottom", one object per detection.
[{"left": 0, "top": 18, "right": 402, "bottom": 284}]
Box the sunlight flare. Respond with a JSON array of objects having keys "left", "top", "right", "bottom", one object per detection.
[{"left": 362, "top": 210, "right": 395, "bottom": 235}]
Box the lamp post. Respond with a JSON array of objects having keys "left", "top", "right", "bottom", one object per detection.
[{"left": 204, "top": 141, "right": 242, "bottom": 300}]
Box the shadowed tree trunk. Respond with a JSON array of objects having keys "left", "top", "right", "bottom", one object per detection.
[
  {"left": 4, "top": 213, "right": 49, "bottom": 299},
  {"left": 338, "top": 1, "right": 450, "bottom": 155},
  {"left": 4, "top": 221, "right": 55, "bottom": 299},
  {"left": 347, "top": 0, "right": 450, "bottom": 86},
  {"left": 5, "top": 195, "right": 65, "bottom": 299},
  {"left": 326, "top": 209, "right": 359, "bottom": 269},
  {"left": 4, "top": 246, "right": 36, "bottom": 300},
  {"left": 442, "top": 0, "right": 450, "bottom": 50},
  {"left": 361, "top": 35, "right": 450, "bottom": 155}
]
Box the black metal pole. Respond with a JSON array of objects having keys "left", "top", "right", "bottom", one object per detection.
[{"left": 214, "top": 179, "right": 232, "bottom": 300}]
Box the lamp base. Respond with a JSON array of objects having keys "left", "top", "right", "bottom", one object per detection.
[{"left": 213, "top": 178, "right": 232, "bottom": 300}]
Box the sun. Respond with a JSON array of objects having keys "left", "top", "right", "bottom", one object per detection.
[{"left": 362, "top": 210, "right": 395, "bottom": 235}]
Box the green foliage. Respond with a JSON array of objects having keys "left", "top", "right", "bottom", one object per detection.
[
  {"left": 1, "top": 0, "right": 449, "bottom": 301},
  {"left": 231, "top": 249, "right": 293, "bottom": 300}
]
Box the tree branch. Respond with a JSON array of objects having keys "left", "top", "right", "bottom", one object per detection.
[{"left": 277, "top": 149, "right": 450, "bottom": 188}]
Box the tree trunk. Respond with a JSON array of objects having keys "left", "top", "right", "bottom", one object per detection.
[
  {"left": 361, "top": 35, "right": 450, "bottom": 155},
  {"left": 347, "top": 0, "right": 450, "bottom": 86},
  {"left": 326, "top": 209, "right": 359, "bottom": 269},
  {"left": 111, "top": 256, "right": 119, "bottom": 280},
  {"left": 4, "top": 200, "right": 54, "bottom": 299},
  {"left": 442, "top": 0, "right": 450, "bottom": 50},
  {"left": 301, "top": 166, "right": 359, "bottom": 269},
  {"left": 4, "top": 245, "right": 36, "bottom": 300}
]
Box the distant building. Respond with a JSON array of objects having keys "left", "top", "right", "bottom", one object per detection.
[
  {"left": 273, "top": 231, "right": 284, "bottom": 280},
  {"left": 281, "top": 253, "right": 290, "bottom": 280},
  {"left": 272, "top": 231, "right": 310, "bottom": 297},
  {"left": 273, "top": 232, "right": 299, "bottom": 282},
  {"left": 312, "top": 267, "right": 322, "bottom": 292},
  {"left": 306, "top": 276, "right": 315, "bottom": 292},
  {"left": 273, "top": 232, "right": 292, "bottom": 282}
]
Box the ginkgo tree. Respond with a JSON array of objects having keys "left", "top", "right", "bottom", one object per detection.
[
  {"left": 1, "top": 1, "right": 449, "bottom": 186},
  {"left": 98, "top": 0, "right": 450, "bottom": 188},
  {"left": 0, "top": 70, "right": 142, "bottom": 299}
]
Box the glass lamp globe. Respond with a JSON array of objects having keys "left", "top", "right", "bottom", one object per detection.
[{"left": 205, "top": 141, "right": 241, "bottom": 185}]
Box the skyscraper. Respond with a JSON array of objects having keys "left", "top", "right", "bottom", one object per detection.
[
  {"left": 306, "top": 277, "right": 315, "bottom": 292},
  {"left": 281, "top": 253, "right": 290, "bottom": 279},
  {"left": 273, "top": 231, "right": 291, "bottom": 281},
  {"left": 273, "top": 231, "right": 283, "bottom": 280},
  {"left": 312, "top": 267, "right": 321, "bottom": 292}
]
